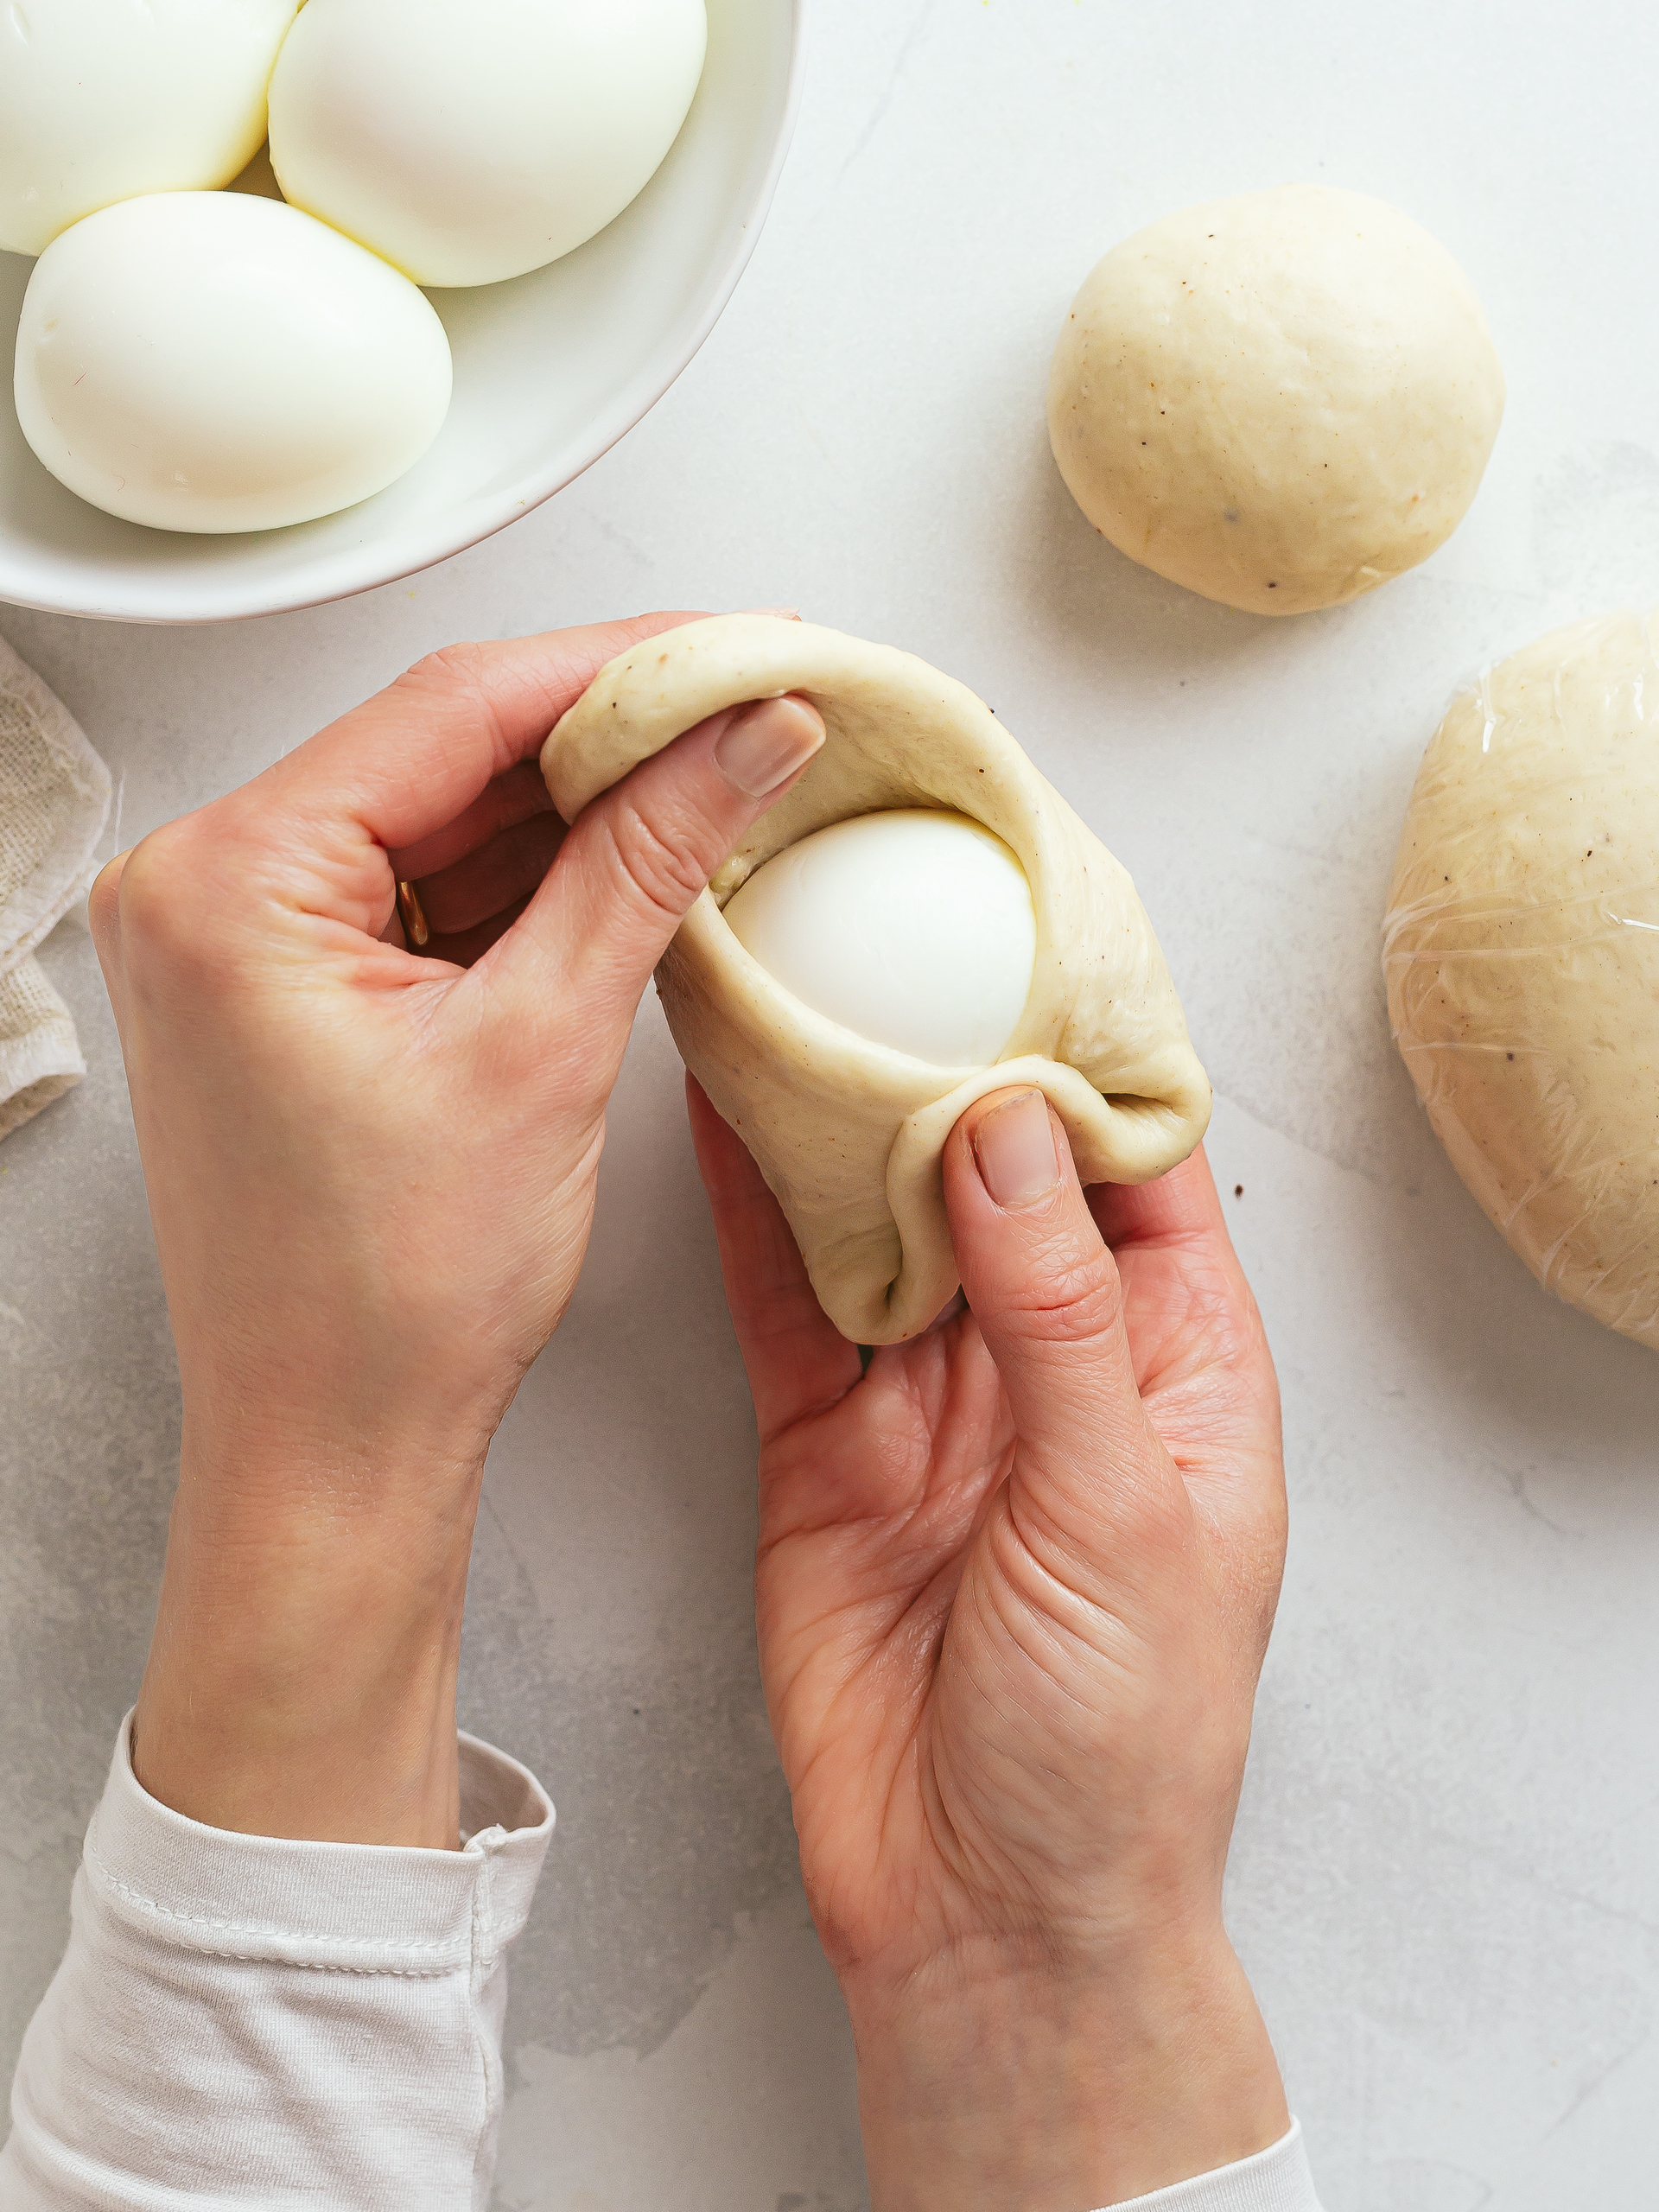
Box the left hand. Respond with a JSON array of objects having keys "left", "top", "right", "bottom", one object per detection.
[
  {"left": 690, "top": 1077, "right": 1290, "bottom": 2209},
  {"left": 92, "top": 614, "right": 824, "bottom": 1846}
]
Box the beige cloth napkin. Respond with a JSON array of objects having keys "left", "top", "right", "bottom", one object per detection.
[{"left": 0, "top": 633, "right": 111, "bottom": 1139}]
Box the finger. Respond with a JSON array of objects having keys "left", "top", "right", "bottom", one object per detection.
[
  {"left": 378, "top": 613, "right": 803, "bottom": 880},
  {"left": 483, "top": 693, "right": 826, "bottom": 1037},
  {"left": 1087, "top": 1147, "right": 1283, "bottom": 1521},
  {"left": 1088, "top": 1144, "right": 1230, "bottom": 1256},
  {"left": 388, "top": 760, "right": 556, "bottom": 884},
  {"left": 686, "top": 1074, "right": 861, "bottom": 1442},
  {"left": 1087, "top": 1144, "right": 1269, "bottom": 1395},
  {"left": 409, "top": 811, "right": 566, "bottom": 938},
  {"left": 944, "top": 1088, "right": 1190, "bottom": 1576},
  {"left": 258, "top": 611, "right": 709, "bottom": 857}
]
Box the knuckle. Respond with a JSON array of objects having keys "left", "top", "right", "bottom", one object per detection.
[
  {"left": 86, "top": 855, "right": 130, "bottom": 990},
  {"left": 391, "top": 642, "right": 513, "bottom": 750},
  {"left": 112, "top": 817, "right": 239, "bottom": 987},
  {"left": 86, "top": 854, "right": 124, "bottom": 938},
  {"left": 597, "top": 801, "right": 710, "bottom": 926},
  {"left": 397, "top": 639, "right": 493, "bottom": 704},
  {"left": 1001, "top": 1234, "right": 1125, "bottom": 1350},
  {"left": 113, "top": 827, "right": 194, "bottom": 957}
]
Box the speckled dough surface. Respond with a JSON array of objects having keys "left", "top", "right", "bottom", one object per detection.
[
  {"left": 1384, "top": 608, "right": 1659, "bottom": 1351},
  {"left": 542, "top": 615, "right": 1211, "bottom": 1343},
  {"left": 1048, "top": 184, "right": 1506, "bottom": 617}
]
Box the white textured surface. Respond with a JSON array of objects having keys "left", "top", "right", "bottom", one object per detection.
[{"left": 3, "top": 3, "right": 1657, "bottom": 2207}]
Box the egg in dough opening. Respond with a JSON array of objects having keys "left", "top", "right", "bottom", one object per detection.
[{"left": 721, "top": 810, "right": 1039, "bottom": 1070}]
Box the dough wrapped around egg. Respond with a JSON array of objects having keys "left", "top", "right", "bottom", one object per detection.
[
  {"left": 1383, "top": 608, "right": 1659, "bottom": 1352},
  {"left": 542, "top": 616, "right": 1211, "bottom": 1344}
]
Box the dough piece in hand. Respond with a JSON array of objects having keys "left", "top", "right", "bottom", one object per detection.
[
  {"left": 1383, "top": 608, "right": 1659, "bottom": 1352},
  {"left": 542, "top": 615, "right": 1211, "bottom": 1344},
  {"left": 1048, "top": 184, "right": 1505, "bottom": 617}
]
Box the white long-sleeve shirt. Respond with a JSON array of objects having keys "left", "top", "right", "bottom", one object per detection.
[{"left": 1, "top": 1721, "right": 1322, "bottom": 2211}]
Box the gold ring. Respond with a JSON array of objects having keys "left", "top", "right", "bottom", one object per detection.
[{"left": 396, "top": 879, "right": 430, "bottom": 948}]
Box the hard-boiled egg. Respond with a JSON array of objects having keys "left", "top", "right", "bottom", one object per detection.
[
  {"left": 721, "top": 810, "right": 1038, "bottom": 1069},
  {"left": 0, "top": 0, "right": 301, "bottom": 258},
  {"left": 267, "top": 0, "right": 709, "bottom": 289},
  {"left": 15, "top": 192, "right": 454, "bottom": 534}
]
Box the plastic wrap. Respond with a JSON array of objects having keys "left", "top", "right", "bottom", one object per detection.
[
  {"left": 543, "top": 615, "right": 1212, "bottom": 1345},
  {"left": 1383, "top": 608, "right": 1659, "bottom": 1351}
]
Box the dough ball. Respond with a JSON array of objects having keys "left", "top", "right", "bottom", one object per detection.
[
  {"left": 1048, "top": 184, "right": 1505, "bottom": 617},
  {"left": 1383, "top": 608, "right": 1659, "bottom": 1352}
]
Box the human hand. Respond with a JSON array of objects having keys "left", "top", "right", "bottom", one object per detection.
[
  {"left": 690, "top": 1081, "right": 1290, "bottom": 2208},
  {"left": 92, "top": 614, "right": 823, "bottom": 1847}
]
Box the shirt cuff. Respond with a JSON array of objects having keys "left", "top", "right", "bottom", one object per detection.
[
  {"left": 3, "top": 1714, "right": 556, "bottom": 2211},
  {"left": 76, "top": 1713, "right": 556, "bottom": 1973},
  {"left": 1096, "top": 2121, "right": 1322, "bottom": 2210}
]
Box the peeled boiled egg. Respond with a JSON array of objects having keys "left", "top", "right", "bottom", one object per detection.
[
  {"left": 0, "top": 0, "right": 301, "bottom": 257},
  {"left": 15, "top": 193, "right": 454, "bottom": 534},
  {"left": 721, "top": 810, "right": 1038, "bottom": 1069},
  {"left": 267, "top": 0, "right": 709, "bottom": 290}
]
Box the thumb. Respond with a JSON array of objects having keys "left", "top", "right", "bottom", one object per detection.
[
  {"left": 484, "top": 693, "right": 824, "bottom": 1029},
  {"left": 944, "top": 1088, "right": 1190, "bottom": 1580}
]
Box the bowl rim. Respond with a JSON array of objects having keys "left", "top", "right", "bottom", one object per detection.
[{"left": 1, "top": 0, "right": 808, "bottom": 628}]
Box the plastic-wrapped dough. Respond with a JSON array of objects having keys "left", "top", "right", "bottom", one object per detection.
[
  {"left": 1383, "top": 608, "right": 1659, "bottom": 1352},
  {"left": 542, "top": 616, "right": 1211, "bottom": 1343}
]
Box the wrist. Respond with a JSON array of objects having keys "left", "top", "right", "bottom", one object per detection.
[
  {"left": 842, "top": 1929, "right": 1287, "bottom": 2211},
  {"left": 132, "top": 1414, "right": 487, "bottom": 1847}
]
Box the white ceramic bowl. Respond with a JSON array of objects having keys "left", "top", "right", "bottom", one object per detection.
[{"left": 0, "top": 0, "right": 803, "bottom": 625}]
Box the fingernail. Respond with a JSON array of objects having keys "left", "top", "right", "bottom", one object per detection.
[
  {"left": 973, "top": 1090, "right": 1060, "bottom": 1211},
  {"left": 715, "top": 696, "right": 825, "bottom": 798}
]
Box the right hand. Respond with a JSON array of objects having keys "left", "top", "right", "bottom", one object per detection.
[{"left": 691, "top": 1082, "right": 1290, "bottom": 2207}]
